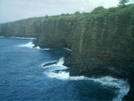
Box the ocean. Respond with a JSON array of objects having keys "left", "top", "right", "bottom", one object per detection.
[{"left": 0, "top": 37, "right": 130, "bottom": 101}]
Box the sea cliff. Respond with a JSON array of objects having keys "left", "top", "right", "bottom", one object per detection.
[{"left": 0, "top": 5, "right": 134, "bottom": 100}]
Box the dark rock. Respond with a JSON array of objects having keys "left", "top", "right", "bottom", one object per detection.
[
  {"left": 53, "top": 69, "right": 70, "bottom": 73},
  {"left": 43, "top": 61, "right": 58, "bottom": 67}
]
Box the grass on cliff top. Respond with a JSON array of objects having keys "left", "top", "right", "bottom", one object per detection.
[
  {"left": 91, "top": 4, "right": 134, "bottom": 14},
  {"left": 23, "top": 3, "right": 133, "bottom": 23},
  {"left": 39, "top": 4, "right": 134, "bottom": 20}
]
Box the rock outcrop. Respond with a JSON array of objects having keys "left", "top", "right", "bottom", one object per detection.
[{"left": 0, "top": 6, "right": 134, "bottom": 100}]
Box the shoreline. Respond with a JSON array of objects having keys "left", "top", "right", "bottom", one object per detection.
[
  {"left": 1, "top": 36, "right": 133, "bottom": 100},
  {"left": 42, "top": 56, "right": 132, "bottom": 101}
]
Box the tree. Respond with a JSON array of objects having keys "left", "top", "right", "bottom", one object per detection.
[
  {"left": 74, "top": 11, "right": 80, "bottom": 15},
  {"left": 65, "top": 13, "right": 70, "bottom": 16},
  {"left": 91, "top": 6, "right": 106, "bottom": 14},
  {"left": 45, "top": 15, "right": 49, "bottom": 19},
  {"left": 60, "top": 13, "right": 66, "bottom": 16},
  {"left": 118, "top": 0, "right": 129, "bottom": 7}
]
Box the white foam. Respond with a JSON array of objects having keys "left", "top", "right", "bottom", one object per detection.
[
  {"left": 17, "top": 42, "right": 35, "bottom": 48},
  {"left": 10, "top": 36, "right": 36, "bottom": 40},
  {"left": 45, "top": 71, "right": 85, "bottom": 80},
  {"left": 63, "top": 47, "right": 72, "bottom": 51},
  {"left": 44, "top": 57, "right": 130, "bottom": 101},
  {"left": 45, "top": 70, "right": 129, "bottom": 100},
  {"left": 34, "top": 46, "right": 50, "bottom": 50},
  {"left": 45, "top": 71, "right": 69, "bottom": 80},
  {"left": 112, "top": 82, "right": 130, "bottom": 101},
  {"left": 88, "top": 76, "right": 130, "bottom": 101},
  {"left": 56, "top": 57, "right": 64, "bottom": 65},
  {"left": 42, "top": 57, "right": 64, "bottom": 67},
  {"left": 42, "top": 57, "right": 67, "bottom": 70},
  {"left": 42, "top": 48, "right": 51, "bottom": 50},
  {"left": 0, "top": 36, "right": 5, "bottom": 38},
  {"left": 35, "top": 46, "right": 40, "bottom": 49}
]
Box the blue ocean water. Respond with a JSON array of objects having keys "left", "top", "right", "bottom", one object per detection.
[{"left": 0, "top": 37, "right": 130, "bottom": 101}]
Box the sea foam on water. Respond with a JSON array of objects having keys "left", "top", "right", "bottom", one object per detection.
[
  {"left": 43, "top": 57, "right": 130, "bottom": 101},
  {"left": 17, "top": 42, "right": 35, "bottom": 48}
]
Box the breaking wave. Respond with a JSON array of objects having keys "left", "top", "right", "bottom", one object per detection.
[
  {"left": 17, "top": 42, "right": 35, "bottom": 48},
  {"left": 35, "top": 46, "right": 40, "bottom": 49},
  {"left": 42, "top": 48, "right": 51, "bottom": 50},
  {"left": 63, "top": 47, "right": 72, "bottom": 51},
  {"left": 0, "top": 36, "right": 5, "bottom": 38},
  {"left": 42, "top": 57, "right": 67, "bottom": 70},
  {"left": 10, "top": 36, "right": 36, "bottom": 40},
  {"left": 33, "top": 46, "right": 51, "bottom": 50},
  {"left": 43, "top": 57, "right": 130, "bottom": 101}
]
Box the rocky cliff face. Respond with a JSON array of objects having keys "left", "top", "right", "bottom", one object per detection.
[
  {"left": 34, "top": 17, "right": 77, "bottom": 48},
  {"left": 65, "top": 12, "right": 134, "bottom": 76},
  {"left": 64, "top": 12, "right": 134, "bottom": 100},
  {"left": 0, "top": 11, "right": 134, "bottom": 100},
  {"left": 0, "top": 17, "right": 77, "bottom": 48},
  {"left": 0, "top": 18, "right": 42, "bottom": 37}
]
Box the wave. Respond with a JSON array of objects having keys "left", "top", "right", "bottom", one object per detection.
[
  {"left": 45, "top": 71, "right": 129, "bottom": 101},
  {"left": 32, "top": 46, "right": 52, "bottom": 50},
  {"left": 43, "top": 57, "right": 130, "bottom": 101},
  {"left": 35, "top": 47, "right": 71, "bottom": 51},
  {"left": 34, "top": 47, "right": 53, "bottom": 50},
  {"left": 90, "top": 77, "right": 130, "bottom": 101},
  {"left": 35, "top": 46, "right": 40, "bottom": 49},
  {"left": 45, "top": 71, "right": 84, "bottom": 80},
  {"left": 17, "top": 42, "right": 35, "bottom": 48},
  {"left": 42, "top": 48, "right": 51, "bottom": 50},
  {"left": 0, "top": 36, "right": 5, "bottom": 38},
  {"left": 36, "top": 47, "right": 52, "bottom": 50},
  {"left": 63, "top": 47, "right": 72, "bottom": 51},
  {"left": 42, "top": 57, "right": 67, "bottom": 70},
  {"left": 56, "top": 57, "right": 64, "bottom": 66},
  {"left": 10, "top": 36, "right": 36, "bottom": 40}
]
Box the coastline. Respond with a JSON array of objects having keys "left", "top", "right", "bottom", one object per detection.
[
  {"left": 0, "top": 4, "right": 134, "bottom": 100},
  {"left": 0, "top": 36, "right": 133, "bottom": 100}
]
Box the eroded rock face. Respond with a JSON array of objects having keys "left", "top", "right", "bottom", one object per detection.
[
  {"left": 0, "top": 12, "right": 134, "bottom": 100},
  {"left": 34, "top": 17, "right": 77, "bottom": 48},
  {"left": 65, "top": 13, "right": 134, "bottom": 77},
  {"left": 0, "top": 18, "right": 42, "bottom": 37},
  {"left": 64, "top": 13, "right": 134, "bottom": 101}
]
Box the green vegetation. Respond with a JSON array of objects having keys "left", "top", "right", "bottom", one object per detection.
[
  {"left": 118, "top": 0, "right": 129, "bottom": 7},
  {"left": 3, "top": 3, "right": 133, "bottom": 23},
  {"left": 45, "top": 15, "right": 49, "bottom": 19},
  {"left": 74, "top": 11, "right": 81, "bottom": 15},
  {"left": 119, "top": 4, "right": 134, "bottom": 13},
  {"left": 90, "top": 6, "right": 107, "bottom": 14}
]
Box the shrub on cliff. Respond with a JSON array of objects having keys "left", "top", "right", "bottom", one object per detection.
[
  {"left": 118, "top": 0, "right": 129, "bottom": 8},
  {"left": 45, "top": 15, "right": 49, "bottom": 19},
  {"left": 119, "top": 4, "right": 134, "bottom": 13},
  {"left": 91, "top": 6, "right": 107, "bottom": 14},
  {"left": 107, "top": 7, "right": 117, "bottom": 13},
  {"left": 74, "top": 11, "right": 81, "bottom": 15}
]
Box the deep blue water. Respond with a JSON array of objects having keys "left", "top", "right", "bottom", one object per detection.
[{"left": 0, "top": 37, "right": 130, "bottom": 101}]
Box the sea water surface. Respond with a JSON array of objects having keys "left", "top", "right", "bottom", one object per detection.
[{"left": 0, "top": 37, "right": 130, "bottom": 101}]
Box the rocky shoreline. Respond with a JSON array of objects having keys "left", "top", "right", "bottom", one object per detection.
[
  {"left": 64, "top": 53, "right": 134, "bottom": 100},
  {"left": 42, "top": 54, "right": 134, "bottom": 101}
]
